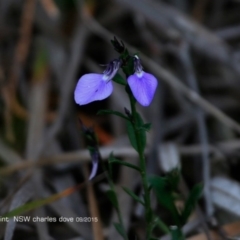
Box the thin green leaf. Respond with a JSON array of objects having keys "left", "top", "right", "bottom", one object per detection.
[
  {"left": 108, "top": 152, "right": 115, "bottom": 177},
  {"left": 112, "top": 73, "right": 127, "bottom": 86},
  {"left": 3, "top": 190, "right": 66, "bottom": 218},
  {"left": 142, "top": 123, "right": 152, "bottom": 131},
  {"left": 33, "top": 46, "right": 48, "bottom": 79},
  {"left": 170, "top": 226, "right": 185, "bottom": 240},
  {"left": 114, "top": 222, "right": 127, "bottom": 239},
  {"left": 3, "top": 199, "right": 50, "bottom": 218},
  {"left": 126, "top": 120, "right": 138, "bottom": 151},
  {"left": 106, "top": 190, "right": 118, "bottom": 209},
  {"left": 126, "top": 112, "right": 146, "bottom": 152},
  {"left": 122, "top": 187, "right": 145, "bottom": 205},
  {"left": 181, "top": 183, "right": 203, "bottom": 224},
  {"left": 97, "top": 109, "right": 129, "bottom": 121},
  {"left": 110, "top": 159, "right": 140, "bottom": 172},
  {"left": 154, "top": 217, "right": 170, "bottom": 234},
  {"left": 136, "top": 123, "right": 152, "bottom": 132},
  {"left": 148, "top": 175, "right": 181, "bottom": 227},
  {"left": 166, "top": 169, "right": 181, "bottom": 192}
]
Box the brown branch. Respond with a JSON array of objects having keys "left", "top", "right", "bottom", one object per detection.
[
  {"left": 3, "top": 0, "right": 36, "bottom": 142},
  {"left": 1, "top": 138, "right": 240, "bottom": 176}
]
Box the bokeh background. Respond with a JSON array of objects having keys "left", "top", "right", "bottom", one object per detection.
[{"left": 1, "top": 0, "right": 240, "bottom": 239}]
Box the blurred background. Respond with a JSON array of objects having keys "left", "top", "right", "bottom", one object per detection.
[{"left": 1, "top": 0, "right": 240, "bottom": 239}]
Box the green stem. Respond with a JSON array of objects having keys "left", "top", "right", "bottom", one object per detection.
[
  {"left": 128, "top": 93, "right": 153, "bottom": 239},
  {"left": 101, "top": 158, "right": 129, "bottom": 240},
  {"left": 155, "top": 216, "right": 170, "bottom": 234},
  {"left": 170, "top": 226, "right": 185, "bottom": 240}
]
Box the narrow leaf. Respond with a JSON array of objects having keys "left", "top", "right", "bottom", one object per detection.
[
  {"left": 167, "top": 169, "right": 181, "bottom": 192},
  {"left": 126, "top": 120, "right": 138, "bottom": 151},
  {"left": 142, "top": 123, "right": 152, "bottom": 131},
  {"left": 97, "top": 109, "right": 129, "bottom": 121},
  {"left": 3, "top": 193, "right": 61, "bottom": 218},
  {"left": 170, "top": 226, "right": 185, "bottom": 240},
  {"left": 181, "top": 183, "right": 203, "bottom": 224},
  {"left": 122, "top": 187, "right": 144, "bottom": 205},
  {"left": 113, "top": 222, "right": 127, "bottom": 238},
  {"left": 110, "top": 159, "right": 140, "bottom": 172},
  {"left": 106, "top": 190, "right": 118, "bottom": 209},
  {"left": 108, "top": 152, "right": 115, "bottom": 177},
  {"left": 154, "top": 217, "right": 170, "bottom": 234},
  {"left": 136, "top": 123, "right": 152, "bottom": 132},
  {"left": 112, "top": 73, "right": 127, "bottom": 86},
  {"left": 125, "top": 112, "right": 146, "bottom": 154},
  {"left": 148, "top": 175, "right": 181, "bottom": 227},
  {"left": 2, "top": 182, "right": 88, "bottom": 218}
]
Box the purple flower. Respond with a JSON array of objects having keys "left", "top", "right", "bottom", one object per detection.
[
  {"left": 89, "top": 151, "right": 99, "bottom": 180},
  {"left": 79, "top": 119, "right": 100, "bottom": 180},
  {"left": 127, "top": 56, "right": 158, "bottom": 106},
  {"left": 74, "top": 60, "right": 121, "bottom": 105}
]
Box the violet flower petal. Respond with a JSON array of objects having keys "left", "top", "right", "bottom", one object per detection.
[
  {"left": 89, "top": 160, "right": 98, "bottom": 180},
  {"left": 74, "top": 73, "right": 113, "bottom": 105},
  {"left": 127, "top": 72, "right": 158, "bottom": 106},
  {"left": 89, "top": 151, "right": 99, "bottom": 180}
]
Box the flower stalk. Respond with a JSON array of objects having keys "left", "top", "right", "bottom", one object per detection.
[
  {"left": 116, "top": 38, "right": 156, "bottom": 239},
  {"left": 101, "top": 160, "right": 129, "bottom": 240},
  {"left": 74, "top": 38, "right": 204, "bottom": 240},
  {"left": 80, "top": 120, "right": 129, "bottom": 240},
  {"left": 127, "top": 87, "right": 153, "bottom": 239},
  {"left": 75, "top": 37, "right": 159, "bottom": 239}
]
